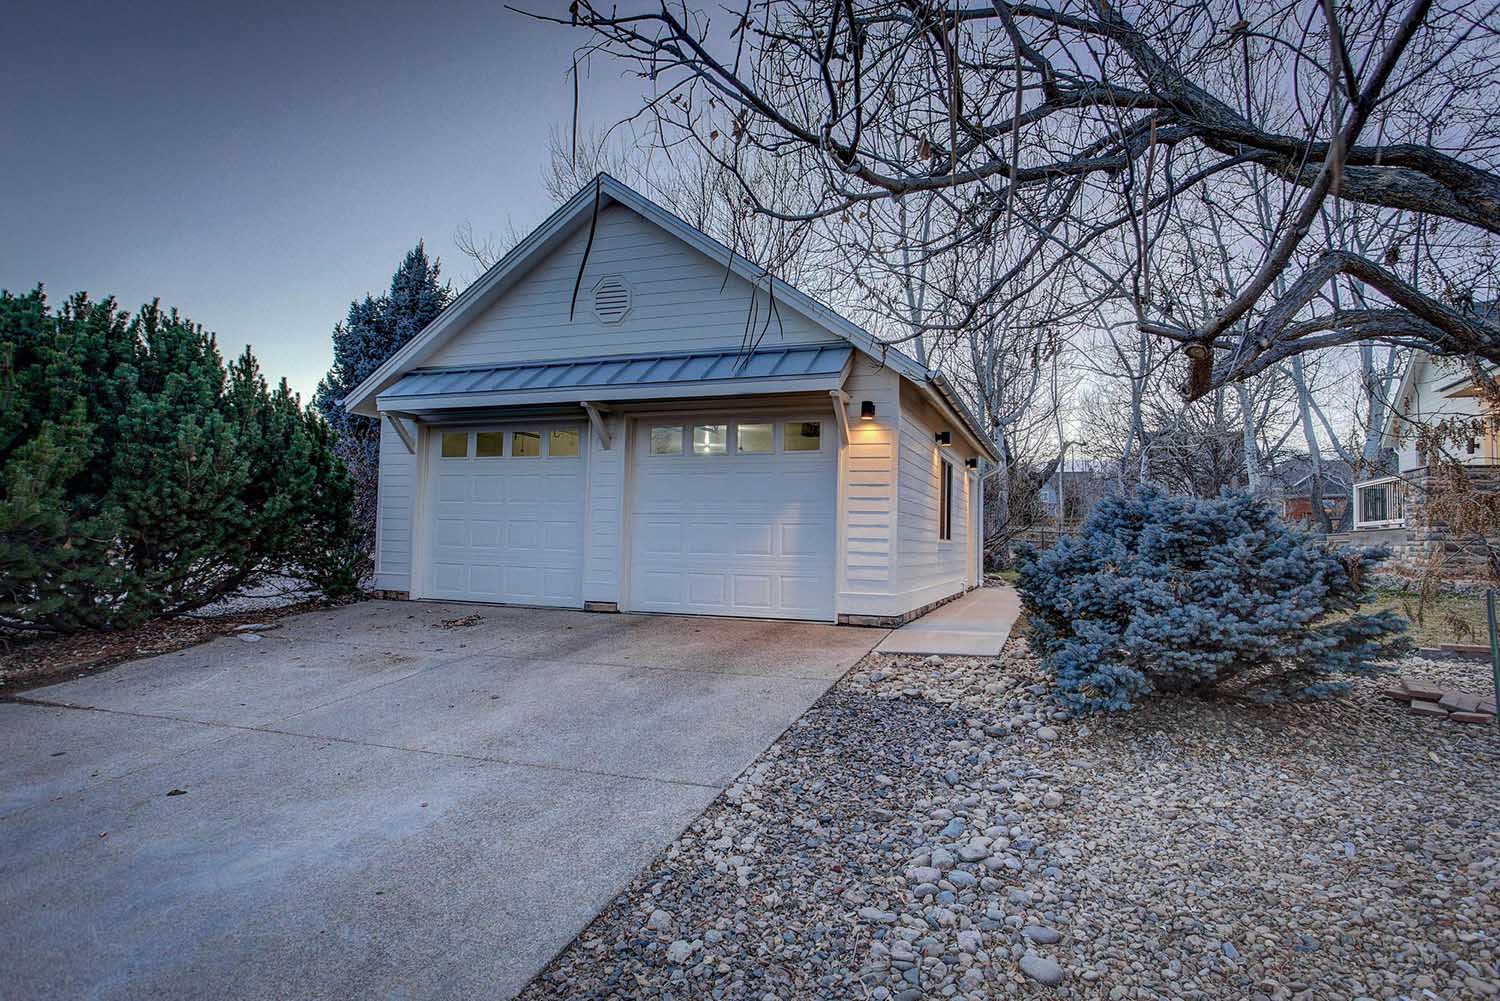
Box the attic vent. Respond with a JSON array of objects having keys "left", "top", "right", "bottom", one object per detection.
[{"left": 592, "top": 275, "right": 632, "bottom": 324}]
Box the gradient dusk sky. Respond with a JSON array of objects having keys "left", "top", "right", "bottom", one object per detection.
[{"left": 1, "top": 1, "right": 647, "bottom": 399}]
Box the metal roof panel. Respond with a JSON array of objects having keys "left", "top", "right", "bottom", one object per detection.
[{"left": 377, "top": 344, "right": 852, "bottom": 403}]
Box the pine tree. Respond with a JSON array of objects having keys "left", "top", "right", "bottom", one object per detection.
[
  {"left": 314, "top": 244, "right": 451, "bottom": 566},
  {"left": 1016, "top": 489, "right": 1412, "bottom": 712},
  {"left": 0, "top": 286, "right": 360, "bottom": 633}
]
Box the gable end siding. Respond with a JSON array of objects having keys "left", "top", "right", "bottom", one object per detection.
[{"left": 423, "top": 204, "right": 843, "bottom": 370}]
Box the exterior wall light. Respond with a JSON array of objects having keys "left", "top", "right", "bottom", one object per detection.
[
  {"left": 965, "top": 458, "right": 978, "bottom": 469},
  {"left": 934, "top": 431, "right": 952, "bottom": 447},
  {"left": 860, "top": 400, "right": 876, "bottom": 421}
]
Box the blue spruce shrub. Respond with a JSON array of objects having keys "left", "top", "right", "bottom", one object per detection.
[{"left": 1015, "top": 490, "right": 1410, "bottom": 712}]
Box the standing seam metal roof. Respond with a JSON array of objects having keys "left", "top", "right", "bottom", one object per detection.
[{"left": 376, "top": 344, "right": 853, "bottom": 400}]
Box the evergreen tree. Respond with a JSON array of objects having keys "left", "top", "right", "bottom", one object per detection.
[
  {"left": 1016, "top": 490, "right": 1411, "bottom": 712},
  {"left": 0, "top": 286, "right": 358, "bottom": 633},
  {"left": 314, "top": 244, "right": 451, "bottom": 566}
]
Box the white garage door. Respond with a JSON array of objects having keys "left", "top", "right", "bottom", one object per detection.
[
  {"left": 628, "top": 415, "right": 837, "bottom": 621},
  {"left": 424, "top": 425, "right": 586, "bottom": 606}
]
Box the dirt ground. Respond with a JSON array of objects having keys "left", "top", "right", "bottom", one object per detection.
[{"left": 0, "top": 599, "right": 331, "bottom": 694}]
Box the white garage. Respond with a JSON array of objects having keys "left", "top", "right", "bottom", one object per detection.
[
  {"left": 423, "top": 424, "right": 587, "bottom": 606},
  {"left": 628, "top": 415, "right": 837, "bottom": 620},
  {"left": 345, "top": 174, "right": 998, "bottom": 626}
]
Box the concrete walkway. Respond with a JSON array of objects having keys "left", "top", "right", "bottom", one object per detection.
[{"left": 875, "top": 587, "right": 1022, "bottom": 657}]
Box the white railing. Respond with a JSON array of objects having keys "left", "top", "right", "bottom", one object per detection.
[{"left": 1352, "top": 475, "right": 1407, "bottom": 530}]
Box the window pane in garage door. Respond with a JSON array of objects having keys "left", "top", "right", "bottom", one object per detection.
[
  {"left": 785, "top": 421, "right": 822, "bottom": 451},
  {"left": 737, "top": 423, "right": 773, "bottom": 453},
  {"left": 650, "top": 426, "right": 683, "bottom": 454},
  {"left": 441, "top": 432, "right": 468, "bottom": 458},
  {"left": 693, "top": 424, "right": 728, "bottom": 455},
  {"left": 475, "top": 431, "right": 504, "bottom": 457},
  {"left": 549, "top": 429, "right": 579, "bottom": 457},
  {"left": 511, "top": 431, "right": 540, "bottom": 457}
]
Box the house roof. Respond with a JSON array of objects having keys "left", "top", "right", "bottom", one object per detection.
[
  {"left": 377, "top": 344, "right": 853, "bottom": 411},
  {"left": 341, "top": 173, "right": 999, "bottom": 461}
]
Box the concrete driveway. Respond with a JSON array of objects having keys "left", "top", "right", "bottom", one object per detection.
[{"left": 0, "top": 601, "right": 883, "bottom": 1001}]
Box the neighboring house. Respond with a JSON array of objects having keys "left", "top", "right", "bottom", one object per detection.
[
  {"left": 1265, "top": 456, "right": 1352, "bottom": 529},
  {"left": 1036, "top": 463, "right": 1112, "bottom": 526},
  {"left": 342, "top": 174, "right": 997, "bottom": 626},
  {"left": 1352, "top": 350, "right": 1499, "bottom": 533}
]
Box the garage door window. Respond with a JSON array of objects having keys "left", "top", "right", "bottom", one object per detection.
[
  {"left": 650, "top": 425, "right": 684, "bottom": 454},
  {"left": 785, "top": 421, "right": 822, "bottom": 452},
  {"left": 475, "top": 431, "right": 504, "bottom": 457},
  {"left": 441, "top": 432, "right": 469, "bottom": 458},
  {"left": 511, "top": 431, "right": 541, "bottom": 457},
  {"left": 737, "top": 423, "right": 773, "bottom": 453},
  {"left": 693, "top": 424, "right": 728, "bottom": 455},
  {"left": 549, "top": 429, "right": 580, "bottom": 457}
]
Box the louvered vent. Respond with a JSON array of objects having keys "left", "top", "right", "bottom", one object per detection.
[{"left": 592, "top": 275, "right": 632, "bottom": 324}]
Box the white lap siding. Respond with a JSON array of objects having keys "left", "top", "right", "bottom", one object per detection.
[
  {"left": 374, "top": 418, "right": 417, "bottom": 593},
  {"left": 894, "top": 383, "right": 974, "bottom": 610},
  {"left": 837, "top": 358, "right": 901, "bottom": 617}
]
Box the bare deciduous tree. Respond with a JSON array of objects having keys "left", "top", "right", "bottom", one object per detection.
[{"left": 522, "top": 0, "right": 1500, "bottom": 401}]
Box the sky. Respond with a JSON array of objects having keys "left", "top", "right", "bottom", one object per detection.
[{"left": 1, "top": 0, "right": 647, "bottom": 400}]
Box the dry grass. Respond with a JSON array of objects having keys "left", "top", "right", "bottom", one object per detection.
[{"left": 1362, "top": 589, "right": 1491, "bottom": 648}]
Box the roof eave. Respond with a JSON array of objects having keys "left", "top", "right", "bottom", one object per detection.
[{"left": 343, "top": 179, "right": 614, "bottom": 417}]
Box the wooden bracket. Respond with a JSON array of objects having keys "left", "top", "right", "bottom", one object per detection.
[
  {"left": 829, "top": 390, "right": 851, "bottom": 447},
  {"left": 383, "top": 413, "right": 416, "bottom": 455},
  {"left": 582, "top": 401, "right": 611, "bottom": 449}
]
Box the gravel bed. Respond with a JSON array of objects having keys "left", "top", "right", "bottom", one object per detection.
[{"left": 520, "top": 642, "right": 1500, "bottom": 1000}]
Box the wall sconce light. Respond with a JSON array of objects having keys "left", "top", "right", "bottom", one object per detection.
[
  {"left": 934, "top": 430, "right": 952, "bottom": 447},
  {"left": 860, "top": 400, "right": 876, "bottom": 421},
  {"left": 965, "top": 458, "right": 978, "bottom": 469}
]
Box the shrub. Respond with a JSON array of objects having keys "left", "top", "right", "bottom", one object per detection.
[
  {"left": 0, "top": 287, "right": 359, "bottom": 633},
  {"left": 1015, "top": 489, "right": 1411, "bottom": 712}
]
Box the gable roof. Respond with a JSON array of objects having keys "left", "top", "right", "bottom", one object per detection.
[{"left": 342, "top": 173, "right": 998, "bottom": 461}]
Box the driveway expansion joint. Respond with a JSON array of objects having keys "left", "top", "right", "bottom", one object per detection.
[{"left": 4, "top": 695, "right": 722, "bottom": 790}]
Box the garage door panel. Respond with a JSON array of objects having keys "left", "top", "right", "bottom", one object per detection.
[
  {"left": 733, "top": 524, "right": 774, "bottom": 556},
  {"left": 506, "top": 565, "right": 543, "bottom": 598},
  {"left": 541, "top": 568, "right": 578, "bottom": 599},
  {"left": 732, "top": 575, "right": 773, "bottom": 608},
  {"left": 638, "top": 570, "right": 684, "bottom": 604},
  {"left": 685, "top": 522, "right": 732, "bottom": 555},
  {"left": 780, "top": 575, "right": 823, "bottom": 611},
  {"left": 472, "top": 476, "right": 504, "bottom": 502},
  {"left": 433, "top": 562, "right": 466, "bottom": 592},
  {"left": 470, "top": 521, "right": 503, "bottom": 547},
  {"left": 629, "top": 416, "right": 835, "bottom": 621},
  {"left": 780, "top": 523, "right": 824, "bottom": 556},
  {"left": 470, "top": 565, "right": 502, "bottom": 596},
  {"left": 636, "top": 521, "right": 683, "bottom": 556},
  {"left": 686, "top": 573, "right": 728, "bottom": 605},
  {"left": 506, "top": 474, "right": 544, "bottom": 502},
  {"left": 542, "top": 522, "right": 580, "bottom": 551}
]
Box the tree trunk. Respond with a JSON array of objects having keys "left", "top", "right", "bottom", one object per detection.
[
  {"left": 1291, "top": 356, "right": 1334, "bottom": 532},
  {"left": 1235, "top": 382, "right": 1263, "bottom": 494}
]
